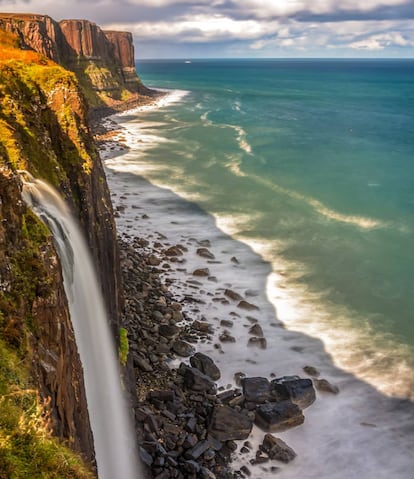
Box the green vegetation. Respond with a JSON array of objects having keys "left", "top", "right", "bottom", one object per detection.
[
  {"left": 119, "top": 327, "right": 129, "bottom": 366},
  {"left": 0, "top": 340, "right": 94, "bottom": 479}
]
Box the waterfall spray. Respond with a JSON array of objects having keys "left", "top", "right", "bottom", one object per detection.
[{"left": 20, "top": 172, "right": 141, "bottom": 479}]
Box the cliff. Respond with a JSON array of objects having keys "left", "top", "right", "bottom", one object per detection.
[
  {"left": 0, "top": 13, "right": 154, "bottom": 108},
  {"left": 0, "top": 28, "right": 123, "bottom": 476}
]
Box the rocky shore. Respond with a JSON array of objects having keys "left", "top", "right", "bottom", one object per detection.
[{"left": 117, "top": 233, "right": 334, "bottom": 479}]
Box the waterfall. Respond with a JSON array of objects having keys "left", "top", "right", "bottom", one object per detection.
[{"left": 20, "top": 172, "right": 141, "bottom": 479}]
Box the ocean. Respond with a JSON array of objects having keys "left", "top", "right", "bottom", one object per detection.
[{"left": 103, "top": 59, "right": 414, "bottom": 478}]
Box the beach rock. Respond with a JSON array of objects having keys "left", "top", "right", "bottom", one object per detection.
[
  {"left": 237, "top": 300, "right": 259, "bottom": 311},
  {"left": 197, "top": 247, "right": 215, "bottom": 259},
  {"left": 164, "top": 246, "right": 183, "bottom": 256},
  {"left": 314, "top": 378, "right": 340, "bottom": 394},
  {"left": 270, "top": 377, "right": 316, "bottom": 409},
  {"left": 230, "top": 256, "right": 239, "bottom": 264},
  {"left": 224, "top": 289, "right": 243, "bottom": 301},
  {"left": 209, "top": 405, "right": 253, "bottom": 441},
  {"left": 261, "top": 434, "right": 296, "bottom": 463},
  {"left": 172, "top": 340, "right": 196, "bottom": 357},
  {"left": 242, "top": 377, "right": 270, "bottom": 403},
  {"left": 248, "top": 337, "right": 267, "bottom": 349},
  {"left": 249, "top": 324, "right": 264, "bottom": 336},
  {"left": 133, "top": 353, "right": 153, "bottom": 372},
  {"left": 219, "top": 331, "right": 236, "bottom": 343},
  {"left": 255, "top": 401, "right": 304, "bottom": 432},
  {"left": 303, "top": 365, "right": 320, "bottom": 377},
  {"left": 193, "top": 268, "right": 210, "bottom": 277},
  {"left": 158, "top": 324, "right": 180, "bottom": 339},
  {"left": 191, "top": 320, "right": 214, "bottom": 334},
  {"left": 190, "top": 352, "right": 221, "bottom": 381},
  {"left": 148, "top": 254, "right": 161, "bottom": 266},
  {"left": 182, "top": 365, "right": 216, "bottom": 393}
]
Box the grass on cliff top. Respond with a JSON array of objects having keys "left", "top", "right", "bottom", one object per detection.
[
  {"left": 0, "top": 339, "right": 94, "bottom": 479},
  {"left": 0, "top": 30, "right": 93, "bottom": 184}
]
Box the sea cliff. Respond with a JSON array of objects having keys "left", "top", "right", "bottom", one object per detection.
[{"left": 0, "top": 17, "right": 141, "bottom": 475}]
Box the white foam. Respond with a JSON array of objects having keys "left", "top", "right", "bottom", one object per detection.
[{"left": 100, "top": 104, "right": 414, "bottom": 479}]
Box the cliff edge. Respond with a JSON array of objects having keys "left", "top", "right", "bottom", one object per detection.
[{"left": 0, "top": 13, "right": 154, "bottom": 108}]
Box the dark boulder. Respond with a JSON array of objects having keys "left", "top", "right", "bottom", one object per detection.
[
  {"left": 255, "top": 401, "right": 304, "bottom": 432},
  {"left": 271, "top": 376, "right": 316, "bottom": 409},
  {"left": 242, "top": 377, "right": 270, "bottom": 403},
  {"left": 209, "top": 405, "right": 253, "bottom": 441},
  {"left": 314, "top": 378, "right": 339, "bottom": 394},
  {"left": 190, "top": 352, "right": 221, "bottom": 381},
  {"left": 172, "top": 340, "right": 195, "bottom": 357},
  {"left": 261, "top": 434, "right": 296, "bottom": 463},
  {"left": 182, "top": 365, "right": 216, "bottom": 393}
]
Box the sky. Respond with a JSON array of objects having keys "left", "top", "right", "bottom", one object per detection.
[{"left": 1, "top": 0, "right": 414, "bottom": 58}]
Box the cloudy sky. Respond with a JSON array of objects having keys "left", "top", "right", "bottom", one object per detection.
[{"left": 2, "top": 0, "right": 414, "bottom": 58}]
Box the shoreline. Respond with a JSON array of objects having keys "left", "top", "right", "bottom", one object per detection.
[
  {"left": 95, "top": 97, "right": 324, "bottom": 478},
  {"left": 97, "top": 92, "right": 414, "bottom": 479}
]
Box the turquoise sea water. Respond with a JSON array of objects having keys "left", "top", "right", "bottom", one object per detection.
[{"left": 132, "top": 59, "right": 414, "bottom": 398}]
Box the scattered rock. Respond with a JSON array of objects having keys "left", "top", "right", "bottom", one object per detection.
[
  {"left": 247, "top": 337, "right": 267, "bottom": 349},
  {"left": 242, "top": 377, "right": 270, "bottom": 403},
  {"left": 237, "top": 300, "right": 259, "bottom": 311},
  {"left": 172, "top": 340, "right": 196, "bottom": 357},
  {"left": 219, "top": 331, "right": 236, "bottom": 343},
  {"left": 314, "top": 378, "right": 339, "bottom": 394},
  {"left": 209, "top": 405, "right": 253, "bottom": 441},
  {"left": 190, "top": 353, "right": 221, "bottom": 381},
  {"left": 248, "top": 324, "right": 264, "bottom": 336},
  {"left": 193, "top": 268, "right": 210, "bottom": 277},
  {"left": 164, "top": 246, "right": 183, "bottom": 256},
  {"left": 261, "top": 434, "right": 296, "bottom": 463},
  {"left": 181, "top": 365, "right": 216, "bottom": 393},
  {"left": 197, "top": 247, "right": 215, "bottom": 259},
  {"left": 255, "top": 401, "right": 304, "bottom": 432},
  {"left": 224, "top": 289, "right": 243, "bottom": 301},
  {"left": 271, "top": 376, "right": 316, "bottom": 409},
  {"left": 303, "top": 365, "right": 320, "bottom": 377}
]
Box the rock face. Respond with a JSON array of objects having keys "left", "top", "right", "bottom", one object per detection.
[
  {"left": 0, "top": 30, "right": 124, "bottom": 464},
  {"left": 0, "top": 13, "right": 152, "bottom": 107}
]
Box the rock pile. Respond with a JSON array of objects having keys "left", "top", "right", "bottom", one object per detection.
[{"left": 119, "top": 236, "right": 318, "bottom": 478}]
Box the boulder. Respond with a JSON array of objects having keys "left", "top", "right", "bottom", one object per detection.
[
  {"left": 224, "top": 289, "right": 243, "bottom": 301},
  {"left": 182, "top": 366, "right": 216, "bottom": 393},
  {"left": 193, "top": 268, "right": 210, "bottom": 277},
  {"left": 271, "top": 377, "right": 316, "bottom": 409},
  {"left": 158, "top": 324, "right": 180, "bottom": 339},
  {"left": 261, "top": 434, "right": 296, "bottom": 463},
  {"left": 197, "top": 247, "right": 215, "bottom": 259},
  {"left": 209, "top": 405, "right": 253, "bottom": 441},
  {"left": 255, "top": 401, "right": 304, "bottom": 432},
  {"left": 242, "top": 377, "right": 270, "bottom": 403},
  {"left": 172, "top": 340, "right": 195, "bottom": 357},
  {"left": 190, "top": 352, "right": 221, "bottom": 381},
  {"left": 237, "top": 300, "right": 259, "bottom": 311},
  {"left": 314, "top": 378, "right": 339, "bottom": 394}
]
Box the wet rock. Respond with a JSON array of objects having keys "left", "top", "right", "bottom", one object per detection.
[
  {"left": 139, "top": 446, "right": 154, "bottom": 466},
  {"left": 182, "top": 365, "right": 216, "bottom": 393},
  {"left": 219, "top": 330, "right": 236, "bottom": 343},
  {"left": 271, "top": 377, "right": 316, "bottom": 409},
  {"left": 314, "top": 378, "right": 339, "bottom": 394},
  {"left": 248, "top": 324, "right": 263, "bottom": 336},
  {"left": 261, "top": 434, "right": 296, "bottom": 463},
  {"left": 242, "top": 377, "right": 270, "bottom": 403},
  {"left": 247, "top": 337, "right": 267, "bottom": 349},
  {"left": 209, "top": 405, "right": 253, "bottom": 441},
  {"left": 303, "top": 365, "right": 320, "bottom": 377},
  {"left": 172, "top": 340, "right": 196, "bottom": 357},
  {"left": 197, "top": 247, "right": 215, "bottom": 259},
  {"left": 164, "top": 246, "right": 183, "bottom": 256},
  {"left": 220, "top": 319, "right": 234, "bottom": 328},
  {"left": 192, "top": 320, "right": 214, "bottom": 334},
  {"left": 158, "top": 324, "right": 180, "bottom": 339},
  {"left": 230, "top": 256, "right": 239, "bottom": 264},
  {"left": 224, "top": 289, "right": 243, "bottom": 301},
  {"left": 255, "top": 401, "right": 304, "bottom": 432},
  {"left": 148, "top": 254, "right": 161, "bottom": 266},
  {"left": 190, "top": 352, "right": 221, "bottom": 381},
  {"left": 237, "top": 300, "right": 259, "bottom": 311},
  {"left": 193, "top": 268, "right": 210, "bottom": 277}
]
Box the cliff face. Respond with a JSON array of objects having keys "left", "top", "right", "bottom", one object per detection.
[
  {"left": 0, "top": 13, "right": 152, "bottom": 107},
  {"left": 0, "top": 29, "right": 122, "bottom": 472}
]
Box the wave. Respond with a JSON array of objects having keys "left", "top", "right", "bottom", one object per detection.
[{"left": 227, "top": 165, "right": 387, "bottom": 230}]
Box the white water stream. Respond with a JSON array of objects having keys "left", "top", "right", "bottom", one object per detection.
[{"left": 20, "top": 172, "right": 141, "bottom": 479}]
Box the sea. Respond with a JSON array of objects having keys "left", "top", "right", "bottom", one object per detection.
[{"left": 102, "top": 59, "right": 414, "bottom": 478}]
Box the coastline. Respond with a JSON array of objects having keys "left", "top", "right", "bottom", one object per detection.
[
  {"left": 96, "top": 91, "right": 414, "bottom": 479},
  {"left": 96, "top": 96, "right": 324, "bottom": 478}
]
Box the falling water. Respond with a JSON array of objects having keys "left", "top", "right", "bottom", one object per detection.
[{"left": 20, "top": 172, "right": 141, "bottom": 479}]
